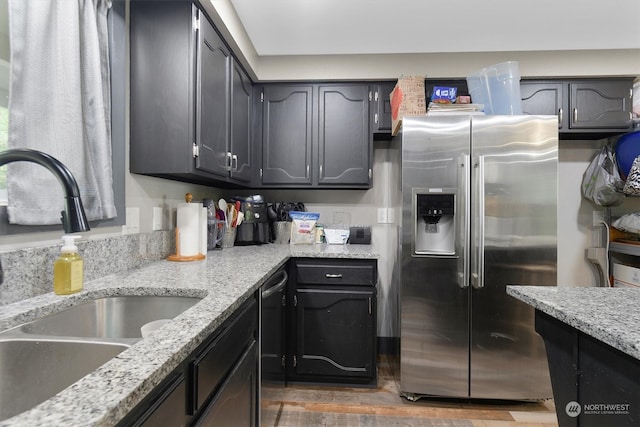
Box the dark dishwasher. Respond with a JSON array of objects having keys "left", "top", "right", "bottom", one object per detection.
[{"left": 259, "top": 266, "right": 288, "bottom": 427}]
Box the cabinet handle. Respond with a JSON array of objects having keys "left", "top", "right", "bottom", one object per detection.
[
  {"left": 232, "top": 154, "right": 238, "bottom": 171},
  {"left": 319, "top": 164, "right": 323, "bottom": 178},
  {"left": 325, "top": 273, "right": 342, "bottom": 279},
  {"left": 368, "top": 297, "right": 372, "bottom": 315},
  {"left": 226, "top": 152, "right": 232, "bottom": 171},
  {"left": 374, "top": 113, "right": 379, "bottom": 124},
  {"left": 306, "top": 165, "right": 309, "bottom": 178},
  {"left": 573, "top": 108, "right": 578, "bottom": 123},
  {"left": 557, "top": 108, "right": 563, "bottom": 127}
]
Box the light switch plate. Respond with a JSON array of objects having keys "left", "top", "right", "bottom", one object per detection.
[
  {"left": 387, "top": 208, "right": 395, "bottom": 224},
  {"left": 123, "top": 207, "right": 140, "bottom": 235}
]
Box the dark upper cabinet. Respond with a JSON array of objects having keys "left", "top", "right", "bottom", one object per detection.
[
  {"left": 569, "top": 80, "right": 633, "bottom": 130},
  {"left": 196, "top": 13, "right": 231, "bottom": 178},
  {"left": 256, "top": 83, "right": 372, "bottom": 188},
  {"left": 371, "top": 82, "right": 396, "bottom": 134},
  {"left": 318, "top": 84, "right": 371, "bottom": 186},
  {"left": 130, "top": 2, "right": 252, "bottom": 187},
  {"left": 520, "top": 81, "right": 565, "bottom": 129},
  {"left": 230, "top": 62, "right": 253, "bottom": 183},
  {"left": 260, "top": 85, "right": 313, "bottom": 186},
  {"left": 521, "top": 78, "right": 633, "bottom": 136}
]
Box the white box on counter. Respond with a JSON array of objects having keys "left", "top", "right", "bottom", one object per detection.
[{"left": 612, "top": 262, "right": 640, "bottom": 288}]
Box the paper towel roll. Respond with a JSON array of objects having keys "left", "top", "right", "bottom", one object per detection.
[
  {"left": 200, "top": 206, "right": 208, "bottom": 256},
  {"left": 177, "top": 203, "right": 203, "bottom": 256}
]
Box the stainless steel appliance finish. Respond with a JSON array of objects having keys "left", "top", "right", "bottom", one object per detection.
[{"left": 400, "top": 115, "right": 557, "bottom": 400}]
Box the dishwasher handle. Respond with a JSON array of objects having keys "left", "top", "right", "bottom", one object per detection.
[{"left": 261, "top": 270, "right": 288, "bottom": 300}]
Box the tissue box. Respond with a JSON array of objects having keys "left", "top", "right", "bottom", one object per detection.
[
  {"left": 612, "top": 262, "right": 640, "bottom": 288},
  {"left": 431, "top": 86, "right": 457, "bottom": 104},
  {"left": 324, "top": 228, "right": 350, "bottom": 245}
]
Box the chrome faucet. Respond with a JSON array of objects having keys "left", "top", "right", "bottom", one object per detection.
[{"left": 0, "top": 148, "right": 90, "bottom": 233}]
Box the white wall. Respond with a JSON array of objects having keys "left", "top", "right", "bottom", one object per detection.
[{"left": 201, "top": 1, "right": 640, "bottom": 82}]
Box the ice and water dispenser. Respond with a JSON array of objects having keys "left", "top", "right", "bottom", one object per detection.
[{"left": 414, "top": 192, "right": 455, "bottom": 256}]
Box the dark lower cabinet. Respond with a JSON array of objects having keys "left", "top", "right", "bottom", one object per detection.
[
  {"left": 118, "top": 296, "right": 258, "bottom": 427},
  {"left": 536, "top": 311, "right": 639, "bottom": 427},
  {"left": 194, "top": 341, "right": 258, "bottom": 426},
  {"left": 131, "top": 373, "right": 186, "bottom": 427},
  {"left": 288, "top": 258, "right": 378, "bottom": 386},
  {"left": 294, "top": 287, "right": 376, "bottom": 381}
]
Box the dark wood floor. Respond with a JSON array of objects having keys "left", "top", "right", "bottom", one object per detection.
[{"left": 261, "top": 356, "right": 558, "bottom": 427}]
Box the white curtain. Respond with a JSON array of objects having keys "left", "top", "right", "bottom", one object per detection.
[{"left": 6, "top": 0, "right": 116, "bottom": 225}]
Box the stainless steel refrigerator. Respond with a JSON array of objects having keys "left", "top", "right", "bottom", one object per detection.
[{"left": 399, "top": 115, "right": 557, "bottom": 401}]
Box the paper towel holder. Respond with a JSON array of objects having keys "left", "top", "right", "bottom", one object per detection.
[
  {"left": 167, "top": 193, "right": 207, "bottom": 262},
  {"left": 167, "top": 226, "right": 206, "bottom": 261}
]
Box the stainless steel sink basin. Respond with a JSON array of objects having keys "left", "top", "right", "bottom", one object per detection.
[
  {"left": 18, "top": 295, "right": 202, "bottom": 339},
  {"left": 0, "top": 338, "right": 129, "bottom": 421}
]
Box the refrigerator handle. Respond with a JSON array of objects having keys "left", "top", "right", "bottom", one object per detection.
[
  {"left": 460, "top": 154, "right": 470, "bottom": 288},
  {"left": 471, "top": 155, "right": 486, "bottom": 289}
]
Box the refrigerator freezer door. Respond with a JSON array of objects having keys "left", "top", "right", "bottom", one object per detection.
[
  {"left": 469, "top": 115, "right": 557, "bottom": 399},
  {"left": 400, "top": 116, "right": 471, "bottom": 398}
]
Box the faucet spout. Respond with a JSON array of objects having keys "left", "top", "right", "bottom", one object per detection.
[{"left": 0, "top": 148, "right": 90, "bottom": 233}]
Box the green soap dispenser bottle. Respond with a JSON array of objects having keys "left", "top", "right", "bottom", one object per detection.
[{"left": 53, "top": 235, "right": 84, "bottom": 295}]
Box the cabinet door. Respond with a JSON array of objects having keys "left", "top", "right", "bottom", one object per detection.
[
  {"left": 294, "top": 287, "right": 376, "bottom": 380},
  {"left": 318, "top": 85, "right": 371, "bottom": 186},
  {"left": 230, "top": 61, "right": 252, "bottom": 183},
  {"left": 372, "top": 82, "right": 396, "bottom": 134},
  {"left": 136, "top": 374, "right": 186, "bottom": 427},
  {"left": 130, "top": 1, "right": 195, "bottom": 175},
  {"left": 195, "top": 12, "right": 231, "bottom": 177},
  {"left": 194, "top": 341, "right": 258, "bottom": 427},
  {"left": 569, "top": 81, "right": 632, "bottom": 130},
  {"left": 520, "top": 82, "right": 564, "bottom": 129},
  {"left": 261, "top": 85, "right": 313, "bottom": 185}
]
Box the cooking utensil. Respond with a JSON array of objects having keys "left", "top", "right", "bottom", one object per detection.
[
  {"left": 218, "top": 198, "right": 228, "bottom": 227},
  {"left": 268, "top": 204, "right": 278, "bottom": 221}
]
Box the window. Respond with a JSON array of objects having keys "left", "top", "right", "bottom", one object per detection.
[
  {"left": 0, "top": 0, "right": 125, "bottom": 234},
  {"left": 0, "top": 0, "right": 9, "bottom": 204}
]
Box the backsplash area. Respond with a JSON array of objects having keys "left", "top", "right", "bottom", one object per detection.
[{"left": 0, "top": 231, "right": 174, "bottom": 305}]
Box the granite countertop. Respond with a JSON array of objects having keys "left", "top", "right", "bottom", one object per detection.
[
  {"left": 0, "top": 243, "right": 377, "bottom": 427},
  {"left": 507, "top": 286, "right": 640, "bottom": 360}
]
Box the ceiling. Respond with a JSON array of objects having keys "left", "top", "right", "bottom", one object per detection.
[{"left": 228, "top": 0, "right": 640, "bottom": 57}]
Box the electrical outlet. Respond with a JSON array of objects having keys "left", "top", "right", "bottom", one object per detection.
[
  {"left": 152, "top": 207, "right": 163, "bottom": 231},
  {"left": 592, "top": 210, "right": 605, "bottom": 227}
]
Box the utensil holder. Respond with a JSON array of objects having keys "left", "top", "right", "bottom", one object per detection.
[
  {"left": 221, "top": 227, "right": 236, "bottom": 248},
  {"left": 274, "top": 221, "right": 291, "bottom": 244}
]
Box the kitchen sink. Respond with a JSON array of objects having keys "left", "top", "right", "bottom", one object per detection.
[
  {"left": 0, "top": 338, "right": 129, "bottom": 421},
  {"left": 16, "top": 295, "right": 202, "bottom": 339}
]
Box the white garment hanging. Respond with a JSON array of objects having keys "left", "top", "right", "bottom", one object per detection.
[{"left": 6, "top": 0, "right": 116, "bottom": 225}]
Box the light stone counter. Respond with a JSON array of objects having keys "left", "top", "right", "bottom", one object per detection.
[
  {"left": 507, "top": 286, "right": 640, "bottom": 360},
  {"left": 0, "top": 243, "right": 377, "bottom": 427}
]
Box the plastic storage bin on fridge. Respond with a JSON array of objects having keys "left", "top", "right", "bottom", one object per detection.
[{"left": 466, "top": 61, "right": 522, "bottom": 115}]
